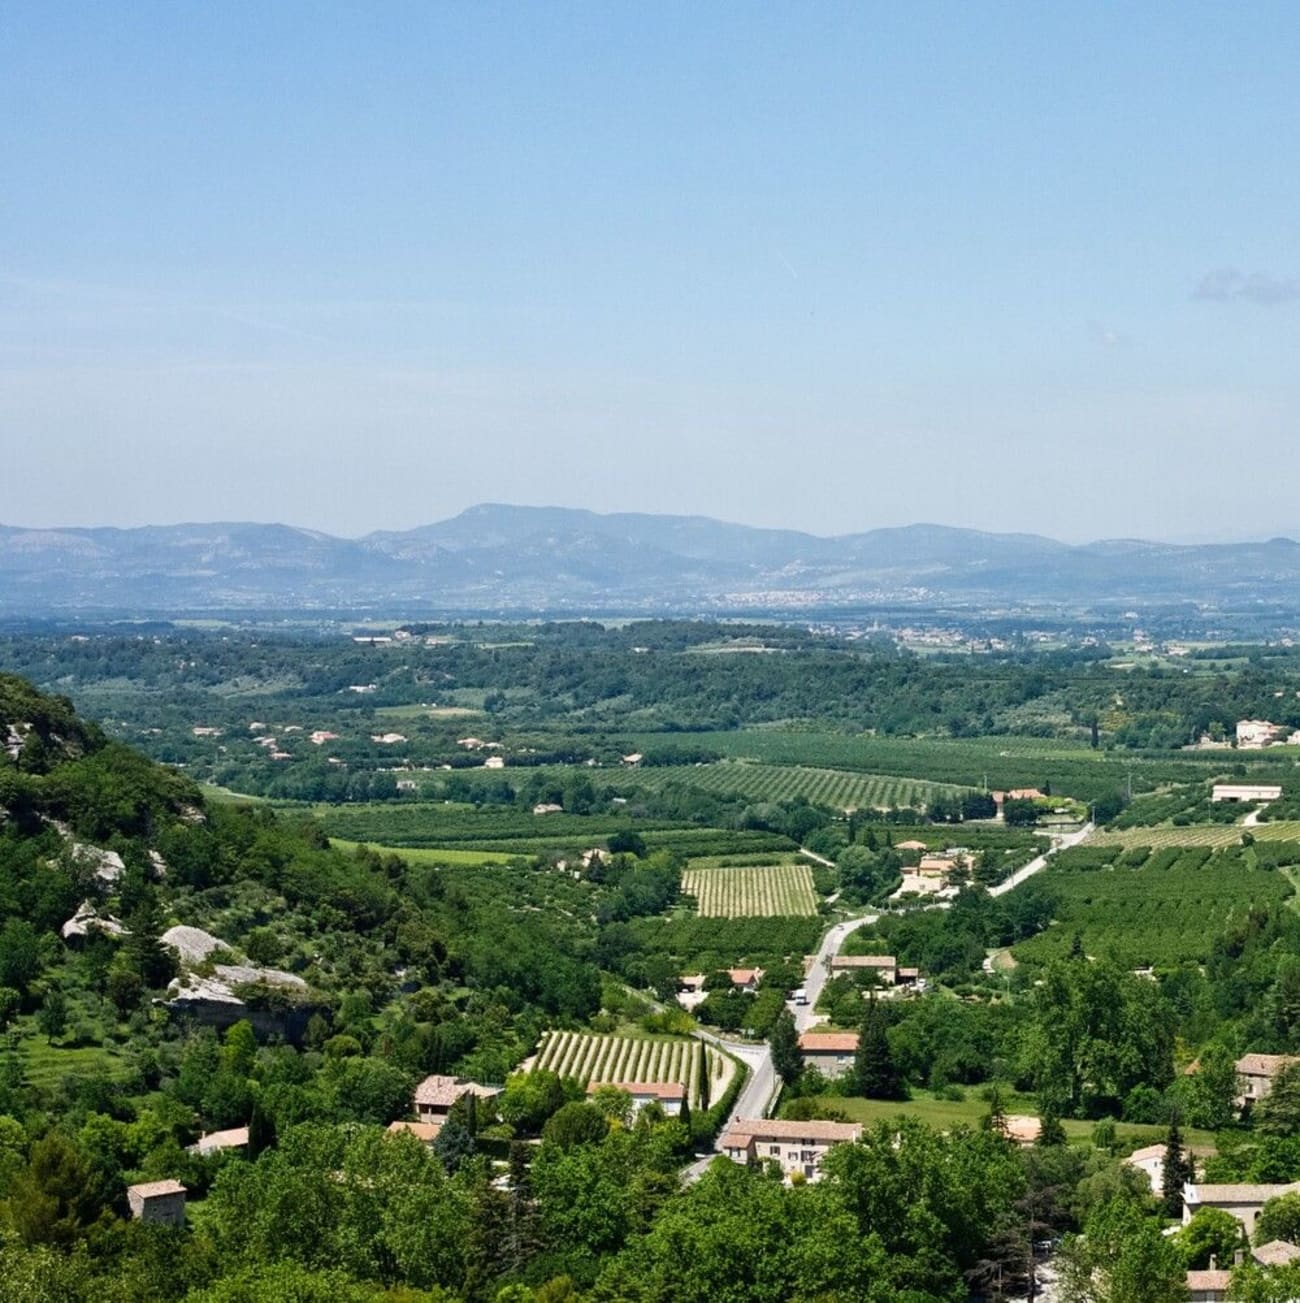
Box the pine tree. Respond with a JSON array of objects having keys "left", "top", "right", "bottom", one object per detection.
[
  {"left": 852, "top": 994, "right": 905, "bottom": 1100},
  {"left": 1037, "top": 1107, "right": 1067, "bottom": 1147}
]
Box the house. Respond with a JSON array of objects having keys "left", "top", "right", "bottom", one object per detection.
[
  {"left": 896, "top": 840, "right": 929, "bottom": 852},
  {"left": 1236, "top": 1053, "right": 1300, "bottom": 1106},
  {"left": 532, "top": 803, "right": 564, "bottom": 815},
  {"left": 897, "top": 966, "right": 921, "bottom": 986},
  {"left": 413, "top": 1075, "right": 503, "bottom": 1122},
  {"left": 829, "top": 955, "right": 897, "bottom": 985},
  {"left": 387, "top": 1120, "right": 443, "bottom": 1145},
  {"left": 483, "top": 756, "right": 506, "bottom": 769},
  {"left": 126, "top": 1179, "right": 187, "bottom": 1225},
  {"left": 1212, "top": 784, "right": 1283, "bottom": 804},
  {"left": 1124, "top": 1142, "right": 1215, "bottom": 1194},
  {"left": 992, "top": 788, "right": 1045, "bottom": 808},
  {"left": 1182, "top": 1182, "right": 1300, "bottom": 1236},
  {"left": 719, "top": 1117, "right": 862, "bottom": 1181},
  {"left": 798, "top": 1031, "right": 858, "bottom": 1079},
  {"left": 1237, "top": 720, "right": 1284, "bottom": 748},
  {"left": 585, "top": 1080, "right": 686, "bottom": 1116},
  {"left": 676, "top": 974, "right": 708, "bottom": 1012},
  {"left": 917, "top": 855, "right": 956, "bottom": 877},
  {"left": 726, "top": 968, "right": 764, "bottom": 992},
  {"left": 1253, "top": 1240, "right": 1300, "bottom": 1267},
  {"left": 1185, "top": 1262, "right": 1232, "bottom": 1302},
  {"left": 189, "top": 1126, "right": 249, "bottom": 1156}
]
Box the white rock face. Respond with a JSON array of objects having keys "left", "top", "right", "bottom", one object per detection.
[{"left": 160, "top": 925, "right": 226, "bottom": 965}]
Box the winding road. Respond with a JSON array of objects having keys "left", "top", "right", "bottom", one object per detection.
[{"left": 688, "top": 822, "right": 1095, "bottom": 1176}]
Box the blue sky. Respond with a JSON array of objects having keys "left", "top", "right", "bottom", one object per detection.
[{"left": 3, "top": 2, "right": 1298, "bottom": 540}]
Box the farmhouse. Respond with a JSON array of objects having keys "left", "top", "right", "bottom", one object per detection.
[
  {"left": 1236, "top": 1053, "right": 1300, "bottom": 1106},
  {"left": 719, "top": 1117, "right": 862, "bottom": 1180},
  {"left": 413, "top": 1075, "right": 502, "bottom": 1122},
  {"left": 126, "top": 1179, "right": 187, "bottom": 1225},
  {"left": 726, "top": 967, "right": 764, "bottom": 992},
  {"left": 917, "top": 854, "right": 956, "bottom": 877},
  {"left": 1212, "top": 783, "right": 1282, "bottom": 803},
  {"left": 829, "top": 955, "right": 897, "bottom": 984},
  {"left": 798, "top": 1030, "right": 858, "bottom": 1078},
  {"left": 1182, "top": 1181, "right": 1300, "bottom": 1236},
  {"left": 585, "top": 1080, "right": 686, "bottom": 1116}
]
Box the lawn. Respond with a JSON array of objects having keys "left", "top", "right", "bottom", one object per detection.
[
  {"left": 327, "top": 837, "right": 518, "bottom": 866},
  {"left": 799, "top": 1089, "right": 1216, "bottom": 1149}
]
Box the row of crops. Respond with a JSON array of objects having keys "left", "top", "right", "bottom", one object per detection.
[
  {"left": 530, "top": 1031, "right": 733, "bottom": 1107},
  {"left": 1089, "top": 819, "right": 1300, "bottom": 849},
  {"left": 681, "top": 863, "right": 819, "bottom": 917},
  {"left": 625, "top": 761, "right": 962, "bottom": 811},
  {"left": 1013, "top": 840, "right": 1296, "bottom": 967}
]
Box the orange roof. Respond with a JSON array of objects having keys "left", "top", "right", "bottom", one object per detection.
[
  {"left": 727, "top": 967, "right": 764, "bottom": 985},
  {"left": 387, "top": 1121, "right": 443, "bottom": 1142},
  {"left": 586, "top": 1081, "right": 686, "bottom": 1100},
  {"left": 799, "top": 1032, "right": 859, "bottom": 1053},
  {"left": 830, "top": 955, "right": 896, "bottom": 969}
]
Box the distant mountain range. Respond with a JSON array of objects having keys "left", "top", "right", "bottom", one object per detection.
[{"left": 2, "top": 503, "right": 1299, "bottom": 613}]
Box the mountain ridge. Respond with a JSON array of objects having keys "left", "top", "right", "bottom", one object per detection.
[{"left": 1, "top": 505, "right": 1298, "bottom": 612}]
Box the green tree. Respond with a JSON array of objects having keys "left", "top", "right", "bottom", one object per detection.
[
  {"left": 1057, "top": 1195, "right": 1188, "bottom": 1303},
  {"left": 36, "top": 987, "right": 67, "bottom": 1044},
  {"left": 1178, "top": 1206, "right": 1245, "bottom": 1269},
  {"left": 770, "top": 1010, "right": 802, "bottom": 1088},
  {"left": 1256, "top": 1064, "right": 1300, "bottom": 1137},
  {"left": 852, "top": 995, "right": 905, "bottom": 1100},
  {"left": 1254, "top": 1191, "right": 1300, "bottom": 1247},
  {"left": 542, "top": 1102, "right": 610, "bottom": 1150}
]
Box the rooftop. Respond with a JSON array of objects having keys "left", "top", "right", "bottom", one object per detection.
[
  {"left": 128, "top": 1179, "right": 187, "bottom": 1199},
  {"left": 719, "top": 1117, "right": 863, "bottom": 1146},
  {"left": 586, "top": 1081, "right": 686, "bottom": 1100},
  {"left": 798, "top": 1032, "right": 859, "bottom": 1052}
]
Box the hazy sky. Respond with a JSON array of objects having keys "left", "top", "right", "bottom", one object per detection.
[{"left": 3, "top": 3, "right": 1299, "bottom": 542}]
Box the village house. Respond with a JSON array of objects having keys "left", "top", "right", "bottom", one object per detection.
[
  {"left": 719, "top": 1117, "right": 862, "bottom": 1181},
  {"left": 1124, "top": 1142, "right": 1215, "bottom": 1194},
  {"left": 1182, "top": 1181, "right": 1300, "bottom": 1236},
  {"left": 1236, "top": 719, "right": 1285, "bottom": 748},
  {"left": 726, "top": 967, "right": 764, "bottom": 992},
  {"left": 1212, "top": 783, "right": 1283, "bottom": 804},
  {"left": 829, "top": 954, "right": 898, "bottom": 985},
  {"left": 1236, "top": 1053, "right": 1300, "bottom": 1107},
  {"left": 585, "top": 1080, "right": 686, "bottom": 1116},
  {"left": 797, "top": 1030, "right": 858, "bottom": 1079},
  {"left": 1184, "top": 1244, "right": 1300, "bottom": 1301},
  {"left": 412, "top": 1075, "right": 503, "bottom": 1122},
  {"left": 126, "top": 1179, "right": 187, "bottom": 1225},
  {"left": 188, "top": 1126, "right": 249, "bottom": 1157}
]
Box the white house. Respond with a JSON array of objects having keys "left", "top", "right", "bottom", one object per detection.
[
  {"left": 719, "top": 1118, "right": 862, "bottom": 1181},
  {"left": 1212, "top": 783, "right": 1282, "bottom": 804},
  {"left": 586, "top": 1080, "right": 685, "bottom": 1117},
  {"left": 797, "top": 1031, "right": 858, "bottom": 1079}
]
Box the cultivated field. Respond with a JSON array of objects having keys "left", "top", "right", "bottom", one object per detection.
[
  {"left": 625, "top": 760, "right": 963, "bottom": 811},
  {"left": 682, "top": 862, "right": 819, "bottom": 917},
  {"left": 529, "top": 1031, "right": 733, "bottom": 1107},
  {"left": 1088, "top": 820, "right": 1300, "bottom": 849}
]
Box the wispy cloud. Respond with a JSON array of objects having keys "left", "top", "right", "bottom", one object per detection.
[{"left": 1193, "top": 268, "right": 1300, "bottom": 305}]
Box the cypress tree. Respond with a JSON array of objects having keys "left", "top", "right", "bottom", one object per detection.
[
  {"left": 1162, "top": 1109, "right": 1192, "bottom": 1219},
  {"left": 770, "top": 1010, "right": 803, "bottom": 1087},
  {"left": 696, "top": 1044, "right": 710, "bottom": 1110}
]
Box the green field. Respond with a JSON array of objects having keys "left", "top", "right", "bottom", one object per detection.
[
  {"left": 623, "top": 760, "right": 964, "bottom": 811},
  {"left": 1013, "top": 842, "right": 1295, "bottom": 966},
  {"left": 327, "top": 838, "right": 518, "bottom": 866},
  {"left": 682, "top": 863, "right": 819, "bottom": 917},
  {"left": 1089, "top": 820, "right": 1300, "bottom": 849},
  {"left": 809, "top": 1090, "right": 1216, "bottom": 1149},
  {"left": 628, "top": 730, "right": 1279, "bottom": 804}
]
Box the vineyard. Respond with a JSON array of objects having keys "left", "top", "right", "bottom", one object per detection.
[
  {"left": 682, "top": 862, "right": 819, "bottom": 917},
  {"left": 1011, "top": 842, "right": 1297, "bottom": 967},
  {"left": 623, "top": 761, "right": 964, "bottom": 811},
  {"left": 529, "top": 1031, "right": 733, "bottom": 1107},
  {"left": 1088, "top": 820, "right": 1300, "bottom": 849},
  {"left": 624, "top": 730, "right": 1275, "bottom": 804}
]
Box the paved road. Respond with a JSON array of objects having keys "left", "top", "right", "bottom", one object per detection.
[
  {"left": 689, "top": 822, "right": 1094, "bottom": 1177},
  {"left": 987, "top": 822, "right": 1094, "bottom": 897}
]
